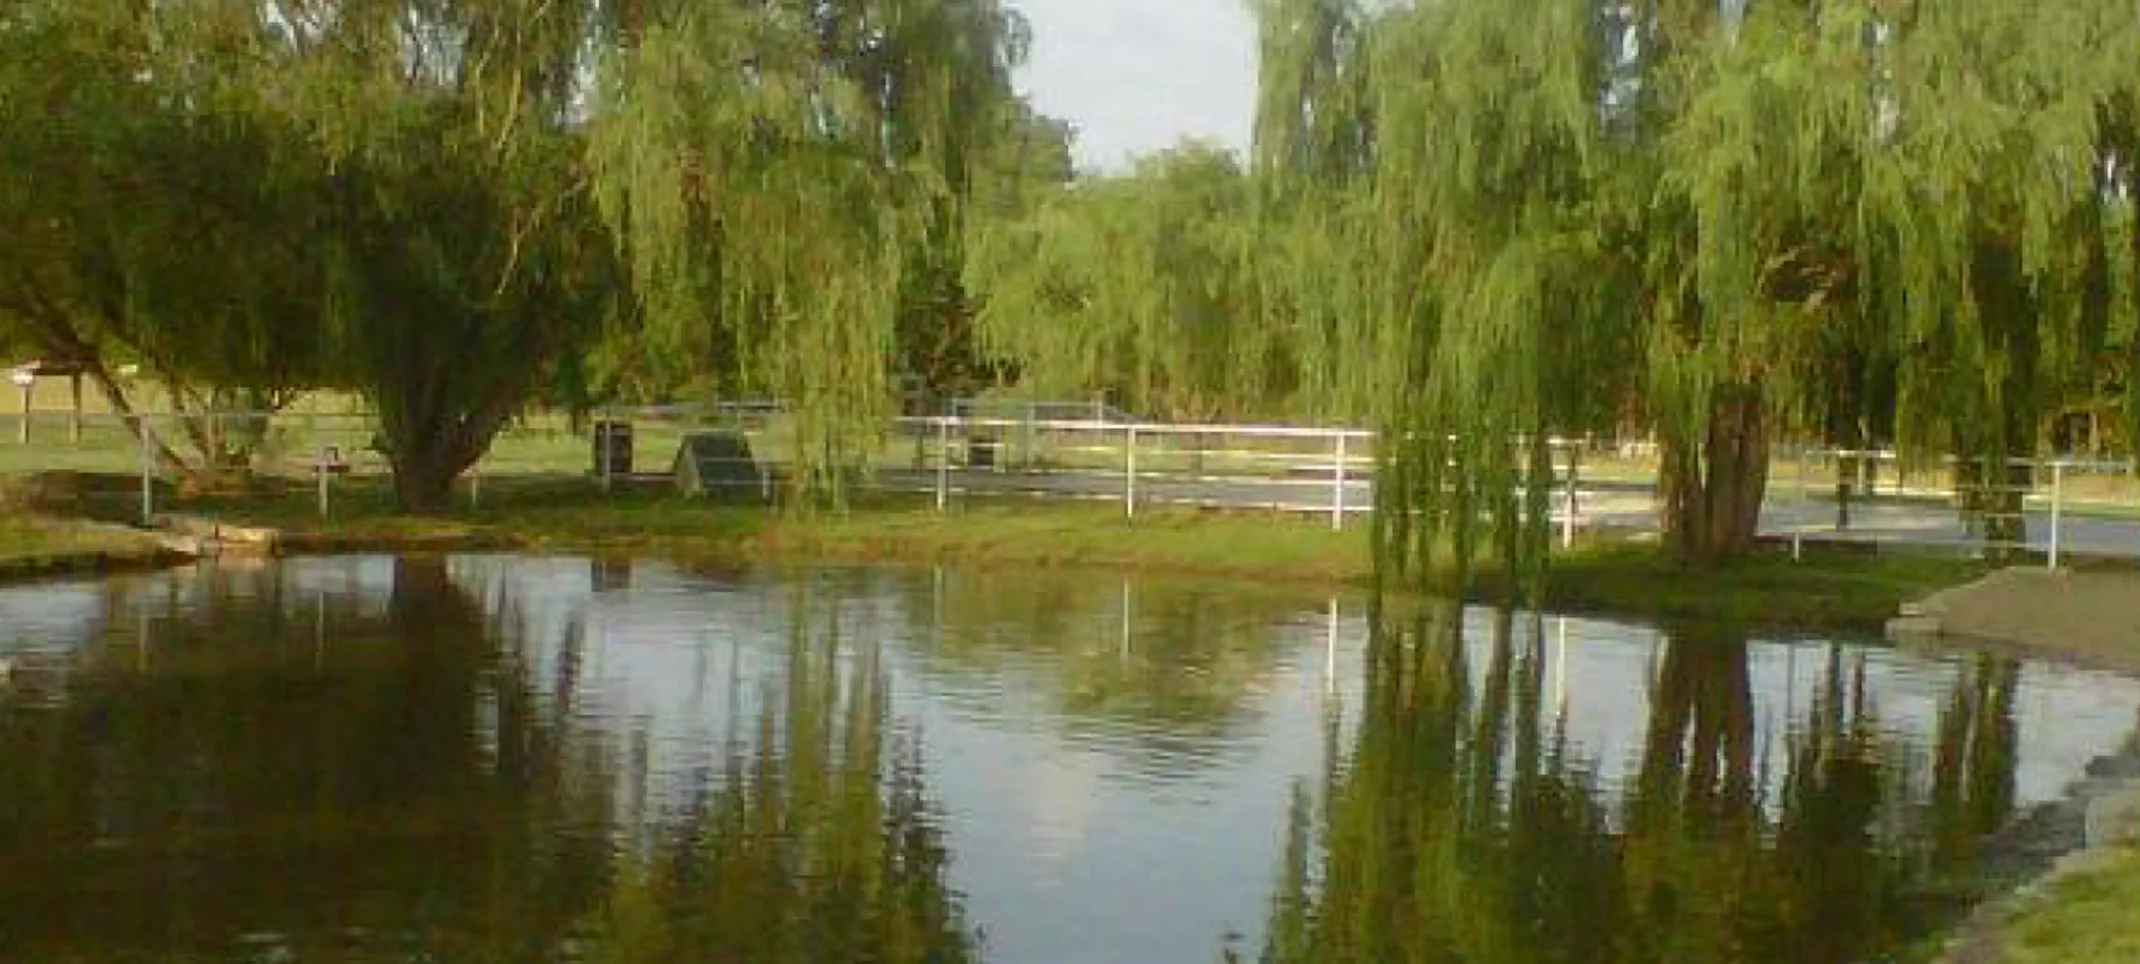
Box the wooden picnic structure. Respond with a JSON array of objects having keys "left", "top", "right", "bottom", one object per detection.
[{"left": 9, "top": 357, "right": 91, "bottom": 444}]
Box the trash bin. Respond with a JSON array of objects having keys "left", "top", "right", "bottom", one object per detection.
[{"left": 593, "top": 420, "right": 634, "bottom": 477}]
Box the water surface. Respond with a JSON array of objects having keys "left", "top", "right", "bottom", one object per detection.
[{"left": 0, "top": 555, "right": 2134, "bottom": 963}]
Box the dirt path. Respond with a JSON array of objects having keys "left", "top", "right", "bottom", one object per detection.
[{"left": 1893, "top": 567, "right": 2140, "bottom": 674}]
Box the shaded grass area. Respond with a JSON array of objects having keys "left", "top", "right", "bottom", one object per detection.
[
  {"left": 0, "top": 514, "right": 174, "bottom": 579},
  {"left": 161, "top": 476, "right": 1987, "bottom": 632},
  {"left": 0, "top": 518, "right": 145, "bottom": 561},
  {"left": 1537, "top": 541, "right": 1993, "bottom": 632},
  {"left": 1996, "top": 850, "right": 2140, "bottom": 964}
]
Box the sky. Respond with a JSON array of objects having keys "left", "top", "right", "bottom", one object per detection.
[{"left": 1007, "top": 0, "right": 1259, "bottom": 174}]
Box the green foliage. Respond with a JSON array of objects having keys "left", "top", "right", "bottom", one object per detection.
[
  {"left": 249, "top": 0, "right": 625, "bottom": 510},
  {"left": 588, "top": 0, "right": 1034, "bottom": 499},
  {"left": 1239, "top": 0, "right": 2140, "bottom": 577},
  {"left": 967, "top": 144, "right": 1283, "bottom": 420},
  {"left": 0, "top": 1, "right": 624, "bottom": 505},
  {"left": 0, "top": 2, "right": 328, "bottom": 467}
]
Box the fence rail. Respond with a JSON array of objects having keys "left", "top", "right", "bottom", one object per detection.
[{"left": 4, "top": 406, "right": 2136, "bottom": 568}]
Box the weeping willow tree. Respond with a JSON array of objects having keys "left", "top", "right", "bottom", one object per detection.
[
  {"left": 589, "top": 0, "right": 1031, "bottom": 498},
  {"left": 965, "top": 144, "right": 1292, "bottom": 420},
  {"left": 1249, "top": 0, "right": 1379, "bottom": 420},
  {"left": 0, "top": 2, "right": 330, "bottom": 477},
  {"left": 1251, "top": 0, "right": 2140, "bottom": 578},
  {"left": 1863, "top": 0, "right": 2140, "bottom": 544},
  {"left": 2, "top": 0, "right": 627, "bottom": 508},
  {"left": 249, "top": 0, "right": 625, "bottom": 511},
  {"left": 1285, "top": 0, "right": 1631, "bottom": 587}
]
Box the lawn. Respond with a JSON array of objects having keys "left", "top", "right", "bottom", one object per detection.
[{"left": 164, "top": 476, "right": 1986, "bottom": 632}]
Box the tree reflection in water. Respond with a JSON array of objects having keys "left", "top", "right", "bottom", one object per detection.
[
  {"left": 1261, "top": 606, "right": 2023, "bottom": 964},
  {"left": 578, "top": 585, "right": 976, "bottom": 964},
  {"left": 890, "top": 568, "right": 1315, "bottom": 778},
  {"left": 0, "top": 559, "right": 974, "bottom": 963},
  {"left": 0, "top": 557, "right": 619, "bottom": 960}
]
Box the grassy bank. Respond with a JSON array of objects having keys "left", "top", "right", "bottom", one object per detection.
[
  {"left": 0, "top": 515, "right": 178, "bottom": 580},
  {"left": 1990, "top": 850, "right": 2140, "bottom": 963},
  {"left": 157, "top": 477, "right": 1987, "bottom": 632}
]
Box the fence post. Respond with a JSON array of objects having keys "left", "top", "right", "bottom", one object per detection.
[
  {"left": 598, "top": 418, "right": 613, "bottom": 494},
  {"left": 1559, "top": 442, "right": 1579, "bottom": 550},
  {"left": 468, "top": 462, "right": 482, "bottom": 510},
  {"left": 316, "top": 445, "right": 332, "bottom": 520},
  {"left": 1792, "top": 446, "right": 1806, "bottom": 561},
  {"left": 138, "top": 415, "right": 154, "bottom": 526},
  {"left": 14, "top": 381, "right": 28, "bottom": 444},
  {"left": 1331, "top": 432, "right": 1349, "bottom": 531},
  {"left": 2049, "top": 461, "right": 2064, "bottom": 571},
  {"left": 1026, "top": 401, "right": 1039, "bottom": 471},
  {"left": 935, "top": 417, "right": 951, "bottom": 513},
  {"left": 1125, "top": 425, "right": 1139, "bottom": 518}
]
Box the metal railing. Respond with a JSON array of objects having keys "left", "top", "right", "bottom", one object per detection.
[
  {"left": 594, "top": 407, "right": 1587, "bottom": 541},
  {"left": 1775, "top": 448, "right": 2140, "bottom": 567},
  {"left": 6, "top": 407, "right": 2136, "bottom": 567}
]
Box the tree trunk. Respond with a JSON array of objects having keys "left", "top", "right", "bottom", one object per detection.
[
  {"left": 390, "top": 449, "right": 464, "bottom": 513},
  {"left": 1660, "top": 386, "right": 1771, "bottom": 565},
  {"left": 1638, "top": 627, "right": 1756, "bottom": 819},
  {"left": 381, "top": 408, "right": 500, "bottom": 513}
]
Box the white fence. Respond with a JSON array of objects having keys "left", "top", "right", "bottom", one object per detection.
[
  {"left": 1773, "top": 448, "right": 2140, "bottom": 567},
  {"left": 5, "top": 405, "right": 2137, "bottom": 567}
]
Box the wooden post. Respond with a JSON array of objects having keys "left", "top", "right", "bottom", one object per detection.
[{"left": 69, "top": 373, "right": 82, "bottom": 444}]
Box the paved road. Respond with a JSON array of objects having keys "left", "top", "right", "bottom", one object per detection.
[{"left": 869, "top": 467, "right": 2140, "bottom": 560}]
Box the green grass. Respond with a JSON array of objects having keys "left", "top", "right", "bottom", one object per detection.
[
  {"left": 0, "top": 516, "right": 164, "bottom": 568},
  {"left": 1998, "top": 850, "right": 2140, "bottom": 964},
  {"left": 1537, "top": 541, "right": 1993, "bottom": 630},
  {"left": 161, "top": 477, "right": 1985, "bottom": 632}
]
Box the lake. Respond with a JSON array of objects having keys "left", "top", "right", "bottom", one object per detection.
[{"left": 1, "top": 555, "right": 2135, "bottom": 963}]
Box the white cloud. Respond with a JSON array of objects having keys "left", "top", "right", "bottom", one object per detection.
[{"left": 1008, "top": 0, "right": 1258, "bottom": 173}]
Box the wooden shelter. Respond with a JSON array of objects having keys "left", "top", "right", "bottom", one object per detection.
[{"left": 8, "top": 357, "right": 91, "bottom": 444}]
